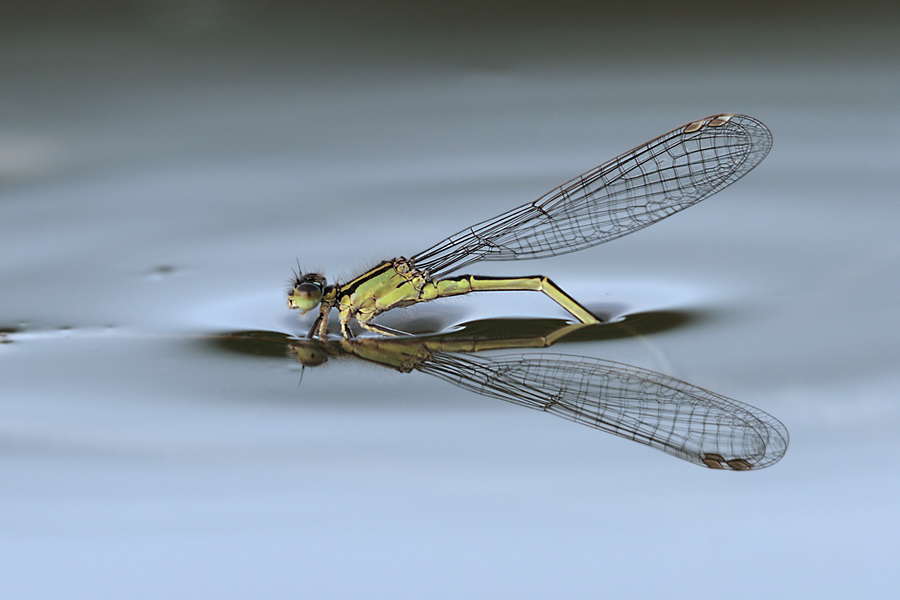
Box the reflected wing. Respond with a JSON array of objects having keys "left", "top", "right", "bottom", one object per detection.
[
  {"left": 418, "top": 352, "right": 788, "bottom": 470},
  {"left": 411, "top": 114, "right": 772, "bottom": 278}
]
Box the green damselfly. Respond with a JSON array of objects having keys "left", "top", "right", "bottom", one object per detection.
[{"left": 289, "top": 114, "right": 772, "bottom": 338}]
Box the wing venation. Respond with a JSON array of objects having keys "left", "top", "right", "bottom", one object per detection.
[
  {"left": 411, "top": 114, "right": 772, "bottom": 277},
  {"left": 419, "top": 351, "right": 788, "bottom": 470}
]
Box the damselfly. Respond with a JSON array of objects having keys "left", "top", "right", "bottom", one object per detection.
[{"left": 289, "top": 114, "right": 772, "bottom": 338}]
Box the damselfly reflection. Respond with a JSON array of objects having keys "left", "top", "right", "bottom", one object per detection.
[
  {"left": 289, "top": 322, "right": 788, "bottom": 470},
  {"left": 289, "top": 114, "right": 772, "bottom": 339}
]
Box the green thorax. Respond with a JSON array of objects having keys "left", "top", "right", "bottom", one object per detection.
[{"left": 337, "top": 258, "right": 434, "bottom": 320}]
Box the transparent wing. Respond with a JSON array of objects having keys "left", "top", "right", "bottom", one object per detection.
[
  {"left": 418, "top": 352, "right": 789, "bottom": 470},
  {"left": 412, "top": 114, "right": 772, "bottom": 278}
]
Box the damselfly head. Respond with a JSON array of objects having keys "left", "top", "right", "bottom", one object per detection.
[{"left": 288, "top": 272, "right": 326, "bottom": 313}]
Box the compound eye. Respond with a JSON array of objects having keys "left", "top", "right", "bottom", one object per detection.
[{"left": 289, "top": 282, "right": 323, "bottom": 312}]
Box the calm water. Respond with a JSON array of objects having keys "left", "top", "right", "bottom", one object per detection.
[{"left": 2, "top": 6, "right": 898, "bottom": 599}]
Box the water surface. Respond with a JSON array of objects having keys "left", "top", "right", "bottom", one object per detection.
[{"left": 2, "top": 5, "right": 898, "bottom": 599}]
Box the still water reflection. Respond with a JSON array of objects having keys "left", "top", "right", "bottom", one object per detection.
[{"left": 211, "top": 318, "right": 788, "bottom": 470}]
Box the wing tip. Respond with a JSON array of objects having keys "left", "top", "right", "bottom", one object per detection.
[
  {"left": 701, "top": 453, "right": 755, "bottom": 471},
  {"left": 683, "top": 113, "right": 736, "bottom": 133}
]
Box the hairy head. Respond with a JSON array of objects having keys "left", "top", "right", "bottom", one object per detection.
[{"left": 288, "top": 271, "right": 327, "bottom": 313}]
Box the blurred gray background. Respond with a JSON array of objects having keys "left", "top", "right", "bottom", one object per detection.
[{"left": 1, "top": 2, "right": 898, "bottom": 599}]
